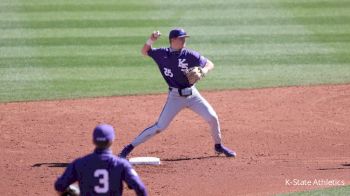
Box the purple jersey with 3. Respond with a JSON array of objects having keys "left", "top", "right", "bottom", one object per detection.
[
  {"left": 148, "top": 47, "right": 207, "bottom": 89},
  {"left": 54, "top": 149, "right": 147, "bottom": 196}
]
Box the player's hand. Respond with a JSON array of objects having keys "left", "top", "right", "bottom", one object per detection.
[
  {"left": 150, "top": 30, "right": 161, "bottom": 41},
  {"left": 185, "top": 66, "right": 206, "bottom": 85}
]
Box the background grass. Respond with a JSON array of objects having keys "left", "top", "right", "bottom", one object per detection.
[
  {"left": 0, "top": 0, "right": 350, "bottom": 102},
  {"left": 277, "top": 185, "right": 350, "bottom": 196}
]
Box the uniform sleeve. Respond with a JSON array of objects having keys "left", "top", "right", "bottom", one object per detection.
[
  {"left": 189, "top": 50, "right": 207, "bottom": 68},
  {"left": 54, "top": 161, "right": 78, "bottom": 192},
  {"left": 123, "top": 161, "right": 148, "bottom": 196},
  {"left": 147, "top": 48, "right": 157, "bottom": 58},
  {"left": 147, "top": 48, "right": 164, "bottom": 60},
  {"left": 198, "top": 55, "right": 208, "bottom": 68}
]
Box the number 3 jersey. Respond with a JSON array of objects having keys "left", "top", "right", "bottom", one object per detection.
[
  {"left": 54, "top": 148, "right": 147, "bottom": 196},
  {"left": 148, "top": 47, "right": 207, "bottom": 89}
]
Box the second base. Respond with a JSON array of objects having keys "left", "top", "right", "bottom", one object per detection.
[{"left": 128, "top": 157, "right": 161, "bottom": 165}]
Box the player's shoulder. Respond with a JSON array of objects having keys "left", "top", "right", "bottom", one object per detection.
[
  {"left": 148, "top": 47, "right": 169, "bottom": 57},
  {"left": 151, "top": 47, "right": 169, "bottom": 53},
  {"left": 72, "top": 153, "right": 95, "bottom": 165},
  {"left": 115, "top": 157, "right": 132, "bottom": 166},
  {"left": 108, "top": 157, "right": 134, "bottom": 172},
  {"left": 104, "top": 154, "right": 131, "bottom": 166},
  {"left": 66, "top": 156, "right": 87, "bottom": 170},
  {"left": 182, "top": 48, "right": 201, "bottom": 56},
  {"left": 182, "top": 48, "right": 196, "bottom": 53}
]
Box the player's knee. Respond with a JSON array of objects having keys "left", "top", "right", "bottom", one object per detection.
[
  {"left": 154, "top": 122, "right": 167, "bottom": 133},
  {"left": 206, "top": 114, "right": 219, "bottom": 125}
]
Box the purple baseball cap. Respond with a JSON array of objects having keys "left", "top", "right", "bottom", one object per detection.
[
  {"left": 93, "top": 124, "right": 115, "bottom": 142},
  {"left": 169, "top": 28, "right": 190, "bottom": 39}
]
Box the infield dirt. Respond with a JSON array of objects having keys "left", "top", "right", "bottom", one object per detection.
[{"left": 0, "top": 84, "right": 349, "bottom": 195}]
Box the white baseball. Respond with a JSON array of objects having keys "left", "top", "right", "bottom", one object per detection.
[{"left": 154, "top": 31, "right": 161, "bottom": 38}]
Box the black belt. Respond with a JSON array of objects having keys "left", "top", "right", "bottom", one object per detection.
[{"left": 169, "top": 87, "right": 193, "bottom": 97}]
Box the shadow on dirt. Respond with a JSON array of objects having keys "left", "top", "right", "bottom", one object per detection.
[
  {"left": 32, "top": 163, "right": 69, "bottom": 168},
  {"left": 316, "top": 163, "right": 350, "bottom": 170},
  {"left": 162, "top": 155, "right": 227, "bottom": 162},
  {"left": 31, "top": 155, "right": 229, "bottom": 167}
]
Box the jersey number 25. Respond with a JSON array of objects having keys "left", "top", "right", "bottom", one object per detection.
[{"left": 163, "top": 68, "right": 173, "bottom": 77}]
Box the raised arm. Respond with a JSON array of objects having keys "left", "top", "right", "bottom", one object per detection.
[{"left": 141, "top": 30, "right": 161, "bottom": 56}]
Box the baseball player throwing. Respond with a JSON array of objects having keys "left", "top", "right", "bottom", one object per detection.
[{"left": 119, "top": 28, "right": 236, "bottom": 158}]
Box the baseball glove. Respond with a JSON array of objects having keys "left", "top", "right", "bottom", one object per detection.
[{"left": 185, "top": 66, "right": 205, "bottom": 85}]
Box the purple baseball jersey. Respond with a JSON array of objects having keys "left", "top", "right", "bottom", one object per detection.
[
  {"left": 54, "top": 149, "right": 147, "bottom": 196},
  {"left": 148, "top": 47, "right": 207, "bottom": 89}
]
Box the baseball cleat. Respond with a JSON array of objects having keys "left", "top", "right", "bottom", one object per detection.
[
  {"left": 119, "top": 144, "right": 134, "bottom": 158},
  {"left": 215, "top": 144, "right": 236, "bottom": 157}
]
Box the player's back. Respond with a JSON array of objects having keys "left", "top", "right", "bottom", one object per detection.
[{"left": 74, "top": 148, "right": 127, "bottom": 196}]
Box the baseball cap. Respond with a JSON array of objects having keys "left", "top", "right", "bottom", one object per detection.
[
  {"left": 93, "top": 124, "right": 115, "bottom": 142},
  {"left": 169, "top": 28, "right": 190, "bottom": 39}
]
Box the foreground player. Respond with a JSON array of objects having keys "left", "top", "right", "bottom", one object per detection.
[
  {"left": 55, "top": 124, "right": 147, "bottom": 196},
  {"left": 119, "top": 28, "right": 236, "bottom": 158}
]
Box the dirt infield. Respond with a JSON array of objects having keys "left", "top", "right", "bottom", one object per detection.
[{"left": 0, "top": 84, "right": 349, "bottom": 196}]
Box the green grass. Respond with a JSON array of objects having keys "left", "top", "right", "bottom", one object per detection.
[
  {"left": 277, "top": 185, "right": 350, "bottom": 196},
  {"left": 1, "top": 0, "right": 350, "bottom": 102}
]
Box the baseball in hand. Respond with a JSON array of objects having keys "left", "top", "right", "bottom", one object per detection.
[{"left": 153, "top": 31, "right": 161, "bottom": 39}]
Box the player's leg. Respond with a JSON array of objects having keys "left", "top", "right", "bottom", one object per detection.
[
  {"left": 188, "top": 87, "right": 236, "bottom": 157},
  {"left": 188, "top": 88, "right": 222, "bottom": 144},
  {"left": 119, "top": 92, "right": 185, "bottom": 158}
]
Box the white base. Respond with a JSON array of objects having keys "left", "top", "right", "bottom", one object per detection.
[{"left": 129, "top": 157, "right": 161, "bottom": 165}]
